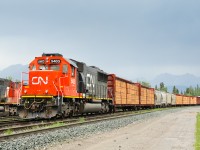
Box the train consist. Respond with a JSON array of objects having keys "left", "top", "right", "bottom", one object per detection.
[{"left": 0, "top": 53, "right": 200, "bottom": 118}]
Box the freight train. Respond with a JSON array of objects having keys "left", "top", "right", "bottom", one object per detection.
[{"left": 0, "top": 53, "right": 200, "bottom": 118}]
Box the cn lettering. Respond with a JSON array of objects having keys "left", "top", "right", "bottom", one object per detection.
[{"left": 32, "top": 77, "right": 48, "bottom": 85}]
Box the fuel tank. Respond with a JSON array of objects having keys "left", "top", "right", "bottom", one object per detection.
[{"left": 79, "top": 103, "right": 102, "bottom": 113}]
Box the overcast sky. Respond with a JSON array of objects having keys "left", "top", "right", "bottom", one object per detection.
[{"left": 0, "top": 0, "right": 200, "bottom": 80}]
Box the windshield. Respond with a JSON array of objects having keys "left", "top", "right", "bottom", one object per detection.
[
  {"left": 39, "top": 65, "right": 48, "bottom": 70},
  {"left": 30, "top": 64, "right": 60, "bottom": 71},
  {"left": 50, "top": 65, "right": 60, "bottom": 71}
]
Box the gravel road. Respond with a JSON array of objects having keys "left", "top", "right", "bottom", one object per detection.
[{"left": 48, "top": 107, "right": 200, "bottom": 150}]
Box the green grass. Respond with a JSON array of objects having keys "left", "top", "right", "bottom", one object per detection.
[
  {"left": 79, "top": 117, "right": 85, "bottom": 123},
  {"left": 4, "top": 129, "right": 13, "bottom": 135},
  {"left": 195, "top": 113, "right": 200, "bottom": 150},
  {"left": 29, "top": 122, "right": 65, "bottom": 131},
  {"left": 49, "top": 121, "right": 65, "bottom": 128}
]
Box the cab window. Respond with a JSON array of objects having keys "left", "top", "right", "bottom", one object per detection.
[
  {"left": 63, "top": 64, "right": 68, "bottom": 74},
  {"left": 71, "top": 66, "right": 75, "bottom": 77},
  {"left": 50, "top": 65, "right": 60, "bottom": 71},
  {"left": 39, "top": 65, "right": 48, "bottom": 70},
  {"left": 32, "top": 65, "right": 36, "bottom": 70},
  {"left": 30, "top": 65, "right": 36, "bottom": 70}
]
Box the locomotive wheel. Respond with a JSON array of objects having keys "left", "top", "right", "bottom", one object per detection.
[
  {"left": 18, "top": 109, "right": 28, "bottom": 118},
  {"left": 45, "top": 107, "right": 52, "bottom": 118}
]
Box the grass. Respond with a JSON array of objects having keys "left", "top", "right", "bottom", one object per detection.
[
  {"left": 4, "top": 129, "right": 13, "bottom": 135},
  {"left": 79, "top": 117, "right": 85, "bottom": 123},
  {"left": 49, "top": 121, "right": 65, "bottom": 128},
  {"left": 33, "top": 121, "right": 65, "bottom": 130},
  {"left": 195, "top": 113, "right": 200, "bottom": 150}
]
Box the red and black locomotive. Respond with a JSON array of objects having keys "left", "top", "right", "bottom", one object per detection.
[{"left": 19, "top": 53, "right": 112, "bottom": 118}]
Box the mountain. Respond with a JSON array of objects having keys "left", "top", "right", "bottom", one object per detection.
[
  {"left": 151, "top": 73, "right": 200, "bottom": 92},
  {"left": 0, "top": 64, "right": 28, "bottom": 81}
]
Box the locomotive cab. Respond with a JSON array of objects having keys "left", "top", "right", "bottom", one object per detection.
[{"left": 20, "top": 53, "right": 80, "bottom": 118}]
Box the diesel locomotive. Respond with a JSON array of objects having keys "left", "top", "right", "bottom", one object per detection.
[{"left": 19, "top": 53, "right": 112, "bottom": 118}]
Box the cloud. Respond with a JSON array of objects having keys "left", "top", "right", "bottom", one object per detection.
[{"left": 0, "top": 0, "right": 200, "bottom": 79}]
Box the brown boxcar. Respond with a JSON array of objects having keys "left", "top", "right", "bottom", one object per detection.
[
  {"left": 182, "top": 96, "right": 190, "bottom": 105},
  {"left": 176, "top": 94, "right": 183, "bottom": 105},
  {"left": 190, "top": 96, "right": 197, "bottom": 105},
  {"left": 197, "top": 97, "right": 200, "bottom": 105},
  {"left": 107, "top": 74, "right": 139, "bottom": 107}
]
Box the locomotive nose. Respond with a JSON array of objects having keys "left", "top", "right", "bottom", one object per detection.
[{"left": 22, "top": 70, "right": 60, "bottom": 97}]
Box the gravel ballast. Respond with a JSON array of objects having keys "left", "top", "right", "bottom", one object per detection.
[{"left": 0, "top": 108, "right": 185, "bottom": 150}]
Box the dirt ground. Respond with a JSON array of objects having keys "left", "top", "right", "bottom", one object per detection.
[{"left": 48, "top": 107, "right": 200, "bottom": 150}]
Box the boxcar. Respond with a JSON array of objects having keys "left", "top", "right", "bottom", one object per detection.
[
  {"left": 197, "top": 97, "right": 200, "bottom": 105},
  {"left": 190, "top": 96, "right": 197, "bottom": 105},
  {"left": 155, "top": 90, "right": 162, "bottom": 107},
  {"left": 166, "top": 93, "right": 172, "bottom": 106},
  {"left": 171, "top": 94, "right": 176, "bottom": 105},
  {"left": 176, "top": 94, "right": 183, "bottom": 105}
]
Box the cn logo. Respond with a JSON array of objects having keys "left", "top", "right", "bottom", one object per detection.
[{"left": 32, "top": 76, "right": 48, "bottom": 85}]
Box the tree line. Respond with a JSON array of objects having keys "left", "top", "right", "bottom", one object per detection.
[{"left": 139, "top": 81, "right": 200, "bottom": 96}]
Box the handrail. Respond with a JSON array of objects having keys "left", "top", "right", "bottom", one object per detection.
[
  {"left": 21, "top": 72, "right": 29, "bottom": 92},
  {"left": 17, "top": 85, "right": 21, "bottom": 105},
  {"left": 20, "top": 72, "right": 29, "bottom": 104},
  {"left": 59, "top": 76, "right": 68, "bottom": 105},
  {"left": 53, "top": 81, "right": 59, "bottom": 100}
]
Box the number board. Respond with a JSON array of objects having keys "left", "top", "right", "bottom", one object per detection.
[
  {"left": 50, "top": 59, "right": 61, "bottom": 64},
  {"left": 38, "top": 59, "right": 45, "bottom": 64}
]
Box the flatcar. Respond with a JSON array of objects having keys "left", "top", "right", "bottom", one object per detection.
[
  {"left": 107, "top": 74, "right": 155, "bottom": 110},
  {"left": 19, "top": 53, "right": 112, "bottom": 118}
]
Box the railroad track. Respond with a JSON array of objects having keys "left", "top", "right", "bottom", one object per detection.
[
  {"left": 0, "top": 107, "right": 175, "bottom": 142},
  {"left": 0, "top": 117, "right": 35, "bottom": 129}
]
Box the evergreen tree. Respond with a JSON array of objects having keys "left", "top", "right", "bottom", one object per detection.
[
  {"left": 172, "top": 86, "right": 179, "bottom": 94},
  {"left": 160, "top": 82, "right": 164, "bottom": 90},
  {"left": 177, "top": 89, "right": 179, "bottom": 94},
  {"left": 159, "top": 82, "right": 167, "bottom": 92},
  {"left": 139, "top": 81, "right": 151, "bottom": 88},
  {"left": 172, "top": 86, "right": 176, "bottom": 94}
]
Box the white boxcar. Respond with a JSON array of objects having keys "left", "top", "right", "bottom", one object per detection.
[
  {"left": 171, "top": 94, "right": 176, "bottom": 105},
  {"left": 161, "top": 91, "right": 167, "bottom": 107},
  {"left": 155, "top": 90, "right": 162, "bottom": 106},
  {"left": 166, "top": 93, "right": 172, "bottom": 106}
]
